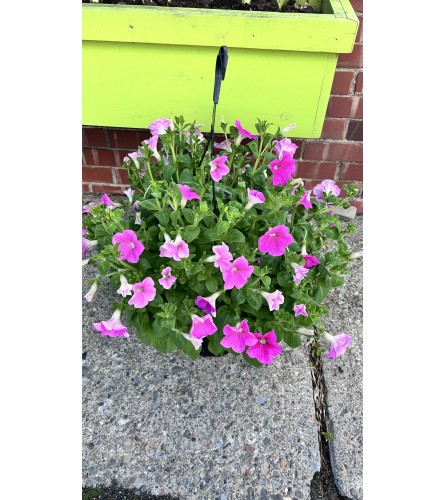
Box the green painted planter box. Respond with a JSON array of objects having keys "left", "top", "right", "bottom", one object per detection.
[{"left": 82, "top": 1, "right": 358, "bottom": 138}]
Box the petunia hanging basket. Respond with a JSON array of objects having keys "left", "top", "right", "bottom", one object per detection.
[
  {"left": 82, "top": 0, "right": 359, "bottom": 138},
  {"left": 83, "top": 116, "right": 357, "bottom": 365}
]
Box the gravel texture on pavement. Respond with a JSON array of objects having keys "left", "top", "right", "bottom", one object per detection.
[
  {"left": 83, "top": 269, "right": 321, "bottom": 500},
  {"left": 323, "top": 217, "right": 363, "bottom": 500}
]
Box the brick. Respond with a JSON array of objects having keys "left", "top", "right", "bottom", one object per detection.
[
  {"left": 82, "top": 167, "right": 114, "bottom": 184},
  {"left": 303, "top": 142, "right": 363, "bottom": 162},
  {"left": 346, "top": 120, "right": 363, "bottom": 142},
  {"left": 341, "top": 163, "right": 363, "bottom": 181},
  {"left": 97, "top": 149, "right": 118, "bottom": 167},
  {"left": 350, "top": 200, "right": 363, "bottom": 215},
  {"left": 83, "top": 127, "right": 107, "bottom": 148},
  {"left": 327, "top": 96, "right": 362, "bottom": 119},
  {"left": 296, "top": 161, "right": 337, "bottom": 179},
  {"left": 115, "top": 168, "right": 130, "bottom": 185},
  {"left": 321, "top": 119, "right": 347, "bottom": 140},
  {"left": 338, "top": 44, "right": 363, "bottom": 69},
  {"left": 82, "top": 129, "right": 88, "bottom": 149},
  {"left": 293, "top": 140, "right": 304, "bottom": 159},
  {"left": 331, "top": 70, "right": 355, "bottom": 95},
  {"left": 357, "top": 15, "right": 363, "bottom": 43},
  {"left": 109, "top": 129, "right": 141, "bottom": 149},
  {"left": 83, "top": 148, "right": 98, "bottom": 166},
  {"left": 91, "top": 184, "right": 125, "bottom": 194},
  {"left": 355, "top": 72, "right": 363, "bottom": 94},
  {"left": 114, "top": 150, "right": 130, "bottom": 166},
  {"left": 350, "top": 0, "right": 363, "bottom": 13},
  {"left": 82, "top": 183, "right": 91, "bottom": 193}
]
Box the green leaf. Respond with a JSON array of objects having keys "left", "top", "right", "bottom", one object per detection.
[
  {"left": 242, "top": 352, "right": 262, "bottom": 367},
  {"left": 97, "top": 261, "right": 110, "bottom": 277},
  {"left": 179, "top": 168, "right": 195, "bottom": 184},
  {"left": 225, "top": 228, "right": 245, "bottom": 247},
  {"left": 330, "top": 274, "right": 345, "bottom": 287},
  {"left": 183, "top": 225, "right": 200, "bottom": 243},
  {"left": 165, "top": 290, "right": 186, "bottom": 305},
  {"left": 139, "top": 199, "right": 159, "bottom": 211},
  {"left": 154, "top": 209, "right": 171, "bottom": 226},
  {"left": 231, "top": 288, "right": 247, "bottom": 306},
  {"left": 206, "top": 276, "right": 218, "bottom": 293},
  {"left": 215, "top": 221, "right": 231, "bottom": 237},
  {"left": 214, "top": 305, "right": 238, "bottom": 332},
  {"left": 246, "top": 290, "right": 262, "bottom": 311},
  {"left": 181, "top": 208, "right": 195, "bottom": 224},
  {"left": 282, "top": 329, "right": 301, "bottom": 349},
  {"left": 163, "top": 164, "right": 176, "bottom": 183},
  {"left": 277, "top": 271, "right": 290, "bottom": 287},
  {"left": 170, "top": 210, "right": 181, "bottom": 228}
]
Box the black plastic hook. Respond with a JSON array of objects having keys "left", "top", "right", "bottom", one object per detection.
[{"left": 213, "top": 46, "right": 228, "bottom": 105}]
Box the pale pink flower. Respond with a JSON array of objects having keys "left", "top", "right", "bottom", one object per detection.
[
  {"left": 235, "top": 120, "right": 259, "bottom": 141},
  {"left": 82, "top": 230, "right": 98, "bottom": 256},
  {"left": 325, "top": 332, "right": 352, "bottom": 359},
  {"left": 82, "top": 201, "right": 101, "bottom": 214},
  {"left": 84, "top": 281, "right": 98, "bottom": 303},
  {"left": 273, "top": 138, "right": 298, "bottom": 158},
  {"left": 220, "top": 319, "right": 257, "bottom": 353},
  {"left": 160, "top": 234, "right": 190, "bottom": 261},
  {"left": 184, "top": 128, "right": 205, "bottom": 144},
  {"left": 117, "top": 274, "right": 133, "bottom": 297},
  {"left": 189, "top": 314, "right": 218, "bottom": 339},
  {"left": 124, "top": 151, "right": 144, "bottom": 168},
  {"left": 258, "top": 225, "right": 294, "bottom": 257},
  {"left": 210, "top": 155, "right": 230, "bottom": 182},
  {"left": 158, "top": 267, "right": 177, "bottom": 289},
  {"left": 143, "top": 135, "right": 161, "bottom": 161},
  {"left": 291, "top": 263, "right": 309, "bottom": 284},
  {"left": 245, "top": 188, "right": 265, "bottom": 210},
  {"left": 246, "top": 331, "right": 282, "bottom": 365},
  {"left": 123, "top": 188, "right": 135, "bottom": 204},
  {"left": 100, "top": 193, "right": 115, "bottom": 208},
  {"left": 269, "top": 151, "right": 296, "bottom": 187},
  {"left": 221, "top": 256, "right": 254, "bottom": 290},
  {"left": 293, "top": 304, "right": 308, "bottom": 317},
  {"left": 112, "top": 230, "right": 145, "bottom": 264},
  {"left": 204, "top": 242, "right": 233, "bottom": 269},
  {"left": 313, "top": 179, "right": 341, "bottom": 202},
  {"left": 195, "top": 291, "right": 222, "bottom": 317},
  {"left": 128, "top": 277, "right": 156, "bottom": 309},
  {"left": 214, "top": 139, "right": 232, "bottom": 152},
  {"left": 93, "top": 309, "right": 129, "bottom": 338},
  {"left": 148, "top": 117, "right": 173, "bottom": 136},
  {"left": 260, "top": 290, "right": 284, "bottom": 311},
  {"left": 298, "top": 190, "right": 313, "bottom": 210},
  {"left": 134, "top": 212, "right": 142, "bottom": 225},
  {"left": 182, "top": 333, "right": 203, "bottom": 350},
  {"left": 177, "top": 184, "right": 201, "bottom": 208}
]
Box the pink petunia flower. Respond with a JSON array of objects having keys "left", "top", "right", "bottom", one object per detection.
[
  {"left": 177, "top": 184, "right": 201, "bottom": 209},
  {"left": 82, "top": 201, "right": 101, "bottom": 214},
  {"left": 101, "top": 193, "right": 115, "bottom": 208},
  {"left": 324, "top": 332, "right": 352, "bottom": 359},
  {"left": 291, "top": 263, "right": 309, "bottom": 284},
  {"left": 209, "top": 155, "right": 230, "bottom": 182},
  {"left": 260, "top": 290, "right": 285, "bottom": 311},
  {"left": 293, "top": 304, "right": 308, "bottom": 317},
  {"left": 246, "top": 331, "right": 282, "bottom": 365},
  {"left": 128, "top": 277, "right": 156, "bottom": 309},
  {"left": 214, "top": 139, "right": 232, "bottom": 152},
  {"left": 124, "top": 151, "right": 144, "bottom": 169},
  {"left": 93, "top": 309, "right": 129, "bottom": 338},
  {"left": 84, "top": 281, "right": 98, "bottom": 303},
  {"left": 189, "top": 314, "right": 218, "bottom": 339},
  {"left": 273, "top": 138, "right": 298, "bottom": 158},
  {"left": 269, "top": 151, "right": 296, "bottom": 187},
  {"left": 182, "top": 333, "right": 203, "bottom": 350},
  {"left": 313, "top": 179, "right": 341, "bottom": 202},
  {"left": 221, "top": 256, "right": 254, "bottom": 290},
  {"left": 160, "top": 234, "right": 190, "bottom": 261},
  {"left": 298, "top": 190, "right": 313, "bottom": 210},
  {"left": 148, "top": 117, "right": 173, "bottom": 136},
  {"left": 82, "top": 229, "right": 98, "bottom": 256},
  {"left": 112, "top": 229, "right": 145, "bottom": 264},
  {"left": 220, "top": 319, "right": 257, "bottom": 353},
  {"left": 158, "top": 267, "right": 177, "bottom": 289},
  {"left": 235, "top": 120, "right": 259, "bottom": 142},
  {"left": 245, "top": 188, "right": 265, "bottom": 211},
  {"left": 204, "top": 242, "right": 233, "bottom": 269},
  {"left": 302, "top": 254, "right": 320, "bottom": 269},
  {"left": 195, "top": 291, "right": 222, "bottom": 317},
  {"left": 258, "top": 225, "right": 294, "bottom": 257},
  {"left": 143, "top": 135, "right": 161, "bottom": 161},
  {"left": 117, "top": 274, "right": 133, "bottom": 297}
]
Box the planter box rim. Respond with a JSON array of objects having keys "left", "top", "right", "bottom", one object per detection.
[{"left": 82, "top": 1, "right": 358, "bottom": 53}]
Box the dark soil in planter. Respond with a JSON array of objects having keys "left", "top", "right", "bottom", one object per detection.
[
  {"left": 82, "top": 484, "right": 179, "bottom": 499},
  {"left": 82, "top": 0, "right": 319, "bottom": 14},
  {"left": 199, "top": 336, "right": 228, "bottom": 357}
]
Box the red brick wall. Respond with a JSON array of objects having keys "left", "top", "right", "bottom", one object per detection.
[{"left": 82, "top": 3, "right": 363, "bottom": 214}]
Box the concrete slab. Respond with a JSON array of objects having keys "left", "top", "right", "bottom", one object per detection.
[
  {"left": 82, "top": 263, "right": 320, "bottom": 500},
  {"left": 322, "top": 217, "right": 363, "bottom": 500}
]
